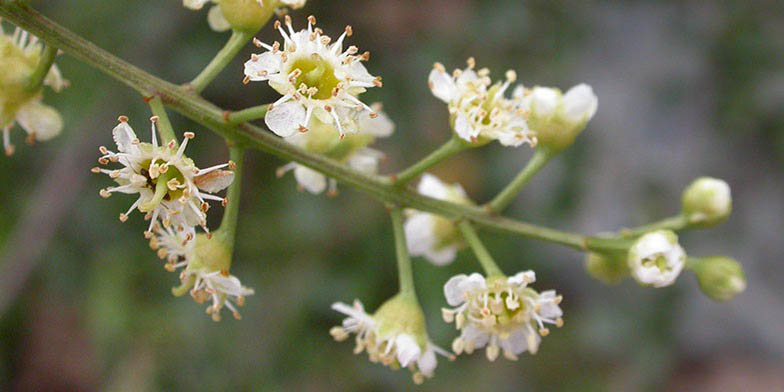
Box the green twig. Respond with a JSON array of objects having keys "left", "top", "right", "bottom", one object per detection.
[
  {"left": 458, "top": 221, "right": 504, "bottom": 277},
  {"left": 0, "top": 3, "right": 632, "bottom": 255},
  {"left": 25, "top": 44, "right": 57, "bottom": 92},
  {"left": 227, "top": 104, "right": 269, "bottom": 125},
  {"left": 389, "top": 207, "right": 416, "bottom": 296},
  {"left": 189, "top": 29, "right": 255, "bottom": 93},
  {"left": 486, "top": 148, "right": 554, "bottom": 213},
  {"left": 619, "top": 215, "right": 690, "bottom": 237},
  {"left": 394, "top": 136, "right": 468, "bottom": 186}
]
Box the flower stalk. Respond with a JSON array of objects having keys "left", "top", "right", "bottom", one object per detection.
[
  {"left": 227, "top": 104, "right": 269, "bottom": 125},
  {"left": 486, "top": 147, "right": 555, "bottom": 213},
  {"left": 394, "top": 136, "right": 468, "bottom": 186},
  {"left": 24, "top": 43, "right": 57, "bottom": 92},
  {"left": 458, "top": 221, "right": 504, "bottom": 278},
  {"left": 147, "top": 95, "right": 177, "bottom": 144},
  {"left": 190, "top": 29, "right": 256, "bottom": 93},
  {"left": 619, "top": 214, "right": 690, "bottom": 237},
  {"left": 390, "top": 206, "right": 417, "bottom": 297},
  {"left": 214, "top": 144, "right": 244, "bottom": 249}
]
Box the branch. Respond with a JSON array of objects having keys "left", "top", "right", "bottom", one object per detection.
[{"left": 0, "top": 3, "right": 629, "bottom": 254}]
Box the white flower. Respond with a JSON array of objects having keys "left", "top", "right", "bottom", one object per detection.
[
  {"left": 404, "top": 174, "right": 471, "bottom": 266},
  {"left": 330, "top": 299, "right": 450, "bottom": 384},
  {"left": 442, "top": 271, "right": 564, "bottom": 361},
  {"left": 681, "top": 177, "right": 732, "bottom": 226},
  {"left": 514, "top": 83, "right": 598, "bottom": 151},
  {"left": 151, "top": 226, "right": 254, "bottom": 321},
  {"left": 183, "top": 0, "right": 230, "bottom": 32},
  {"left": 244, "top": 16, "right": 382, "bottom": 137},
  {"left": 428, "top": 58, "right": 534, "bottom": 147},
  {"left": 94, "top": 116, "right": 235, "bottom": 235},
  {"left": 627, "top": 230, "right": 686, "bottom": 288},
  {"left": 184, "top": 0, "right": 307, "bottom": 32},
  {"left": 276, "top": 104, "right": 393, "bottom": 195},
  {"left": 1, "top": 25, "right": 67, "bottom": 156}
]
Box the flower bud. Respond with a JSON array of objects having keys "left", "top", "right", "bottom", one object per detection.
[
  {"left": 689, "top": 257, "right": 746, "bottom": 302},
  {"left": 524, "top": 84, "right": 597, "bottom": 152},
  {"left": 585, "top": 252, "right": 629, "bottom": 284},
  {"left": 219, "top": 0, "right": 276, "bottom": 32},
  {"left": 627, "top": 230, "right": 686, "bottom": 288},
  {"left": 682, "top": 177, "right": 732, "bottom": 227}
]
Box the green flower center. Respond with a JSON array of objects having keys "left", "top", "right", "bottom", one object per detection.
[{"left": 289, "top": 57, "right": 340, "bottom": 100}]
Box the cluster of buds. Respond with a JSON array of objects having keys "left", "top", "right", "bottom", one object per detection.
[
  {"left": 184, "top": 0, "right": 306, "bottom": 32},
  {"left": 330, "top": 296, "right": 452, "bottom": 384},
  {"left": 0, "top": 24, "right": 67, "bottom": 156},
  {"left": 243, "top": 16, "right": 382, "bottom": 138}
]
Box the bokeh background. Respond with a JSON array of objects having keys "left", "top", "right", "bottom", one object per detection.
[{"left": 1, "top": 0, "right": 783, "bottom": 391}]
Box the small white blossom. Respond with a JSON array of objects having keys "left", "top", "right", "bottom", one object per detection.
[
  {"left": 514, "top": 83, "right": 598, "bottom": 150},
  {"left": 681, "top": 177, "right": 732, "bottom": 226},
  {"left": 330, "top": 299, "right": 451, "bottom": 384},
  {"left": 94, "top": 116, "right": 235, "bottom": 235},
  {"left": 428, "top": 58, "right": 534, "bottom": 147},
  {"left": 627, "top": 230, "right": 686, "bottom": 288},
  {"left": 404, "top": 174, "right": 471, "bottom": 265},
  {"left": 1, "top": 25, "right": 67, "bottom": 156},
  {"left": 150, "top": 226, "right": 254, "bottom": 321},
  {"left": 276, "top": 104, "right": 393, "bottom": 195},
  {"left": 244, "top": 16, "right": 382, "bottom": 138},
  {"left": 442, "top": 271, "right": 563, "bottom": 361}
]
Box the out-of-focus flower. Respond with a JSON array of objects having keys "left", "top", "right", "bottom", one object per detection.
[
  {"left": 94, "top": 117, "right": 234, "bottom": 235},
  {"left": 442, "top": 271, "right": 563, "bottom": 361},
  {"left": 429, "top": 58, "right": 534, "bottom": 147},
  {"left": 0, "top": 25, "right": 67, "bottom": 156},
  {"left": 244, "top": 16, "right": 381, "bottom": 137},
  {"left": 183, "top": 0, "right": 305, "bottom": 32},
  {"left": 689, "top": 256, "right": 746, "bottom": 302},
  {"left": 404, "top": 174, "right": 471, "bottom": 265},
  {"left": 682, "top": 177, "right": 732, "bottom": 227},
  {"left": 276, "top": 104, "right": 393, "bottom": 195},
  {"left": 330, "top": 297, "right": 451, "bottom": 384},
  {"left": 514, "top": 83, "right": 597, "bottom": 151},
  {"left": 627, "top": 230, "right": 686, "bottom": 288}
]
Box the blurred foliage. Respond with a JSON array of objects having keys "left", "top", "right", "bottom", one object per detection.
[{"left": 1, "top": 1, "right": 782, "bottom": 391}]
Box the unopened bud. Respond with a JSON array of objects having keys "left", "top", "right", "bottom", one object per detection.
[
  {"left": 690, "top": 257, "right": 746, "bottom": 302},
  {"left": 585, "top": 252, "right": 629, "bottom": 284},
  {"left": 682, "top": 177, "right": 731, "bottom": 227}
]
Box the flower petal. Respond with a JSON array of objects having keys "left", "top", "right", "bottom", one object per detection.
[
  {"left": 244, "top": 52, "right": 281, "bottom": 82},
  {"left": 444, "top": 274, "right": 469, "bottom": 306},
  {"left": 428, "top": 67, "right": 456, "bottom": 103},
  {"left": 16, "top": 101, "right": 62, "bottom": 141},
  {"left": 265, "top": 101, "right": 306, "bottom": 137},
  {"left": 293, "top": 165, "right": 327, "bottom": 194},
  {"left": 194, "top": 170, "right": 235, "bottom": 193},
  {"left": 562, "top": 84, "right": 597, "bottom": 124},
  {"left": 394, "top": 334, "right": 421, "bottom": 368},
  {"left": 207, "top": 5, "right": 231, "bottom": 32}
]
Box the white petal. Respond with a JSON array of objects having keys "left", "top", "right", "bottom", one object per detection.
[
  {"left": 244, "top": 52, "right": 281, "bottom": 81},
  {"left": 562, "top": 84, "right": 598, "bottom": 124},
  {"left": 444, "top": 274, "right": 469, "bottom": 306},
  {"left": 417, "top": 174, "right": 450, "bottom": 200},
  {"left": 16, "top": 101, "right": 63, "bottom": 141},
  {"left": 358, "top": 109, "right": 394, "bottom": 138},
  {"left": 293, "top": 165, "right": 327, "bottom": 194},
  {"left": 194, "top": 170, "right": 234, "bottom": 193},
  {"left": 417, "top": 345, "right": 438, "bottom": 377},
  {"left": 507, "top": 270, "right": 535, "bottom": 286},
  {"left": 537, "top": 290, "right": 563, "bottom": 319},
  {"left": 501, "top": 328, "right": 536, "bottom": 355},
  {"left": 265, "top": 101, "right": 306, "bottom": 137},
  {"left": 460, "top": 273, "right": 487, "bottom": 293},
  {"left": 428, "top": 68, "right": 456, "bottom": 103},
  {"left": 183, "top": 0, "right": 210, "bottom": 10},
  {"left": 207, "top": 5, "right": 231, "bottom": 32},
  {"left": 461, "top": 325, "right": 489, "bottom": 348},
  {"left": 347, "top": 149, "right": 381, "bottom": 174},
  {"left": 44, "top": 64, "right": 67, "bottom": 92},
  {"left": 530, "top": 87, "right": 560, "bottom": 118},
  {"left": 453, "top": 113, "right": 476, "bottom": 141},
  {"left": 112, "top": 121, "right": 138, "bottom": 153},
  {"left": 280, "top": 0, "right": 307, "bottom": 8},
  {"left": 424, "top": 245, "right": 458, "bottom": 266},
  {"left": 405, "top": 213, "right": 436, "bottom": 257},
  {"left": 394, "top": 334, "right": 421, "bottom": 368}
]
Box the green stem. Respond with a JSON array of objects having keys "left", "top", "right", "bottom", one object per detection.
[
  {"left": 147, "top": 95, "right": 177, "bottom": 144},
  {"left": 215, "top": 145, "right": 244, "bottom": 250},
  {"left": 619, "top": 215, "right": 690, "bottom": 237},
  {"left": 228, "top": 104, "right": 269, "bottom": 125},
  {"left": 0, "top": 3, "right": 634, "bottom": 255},
  {"left": 389, "top": 207, "right": 416, "bottom": 296},
  {"left": 394, "top": 136, "right": 468, "bottom": 186},
  {"left": 486, "top": 147, "right": 554, "bottom": 213},
  {"left": 458, "top": 221, "right": 504, "bottom": 277},
  {"left": 189, "top": 29, "right": 255, "bottom": 93},
  {"left": 25, "top": 43, "right": 57, "bottom": 92}
]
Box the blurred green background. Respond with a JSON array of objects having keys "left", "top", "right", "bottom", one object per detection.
[{"left": 1, "top": 0, "right": 783, "bottom": 391}]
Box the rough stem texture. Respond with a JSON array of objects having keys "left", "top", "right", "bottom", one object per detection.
[{"left": 0, "top": 3, "right": 631, "bottom": 254}]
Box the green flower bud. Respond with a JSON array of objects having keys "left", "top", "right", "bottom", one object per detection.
[
  {"left": 585, "top": 252, "right": 630, "bottom": 284},
  {"left": 525, "top": 84, "right": 597, "bottom": 152},
  {"left": 219, "top": 0, "right": 276, "bottom": 32},
  {"left": 690, "top": 257, "right": 746, "bottom": 302},
  {"left": 682, "top": 177, "right": 732, "bottom": 227}
]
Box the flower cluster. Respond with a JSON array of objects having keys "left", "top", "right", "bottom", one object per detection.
[
  {"left": 0, "top": 24, "right": 67, "bottom": 156},
  {"left": 94, "top": 116, "right": 235, "bottom": 235},
  {"left": 330, "top": 298, "right": 452, "bottom": 384},
  {"left": 149, "top": 224, "right": 254, "bottom": 320},
  {"left": 404, "top": 174, "right": 471, "bottom": 265},
  {"left": 244, "top": 16, "right": 382, "bottom": 138},
  {"left": 276, "top": 103, "right": 393, "bottom": 194},
  {"left": 184, "top": 0, "right": 306, "bottom": 32},
  {"left": 442, "top": 271, "right": 563, "bottom": 361},
  {"left": 627, "top": 230, "right": 686, "bottom": 288}
]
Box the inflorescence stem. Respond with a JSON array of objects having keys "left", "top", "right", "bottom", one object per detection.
[
  {"left": 0, "top": 3, "right": 634, "bottom": 256},
  {"left": 227, "top": 104, "right": 269, "bottom": 125},
  {"left": 394, "top": 136, "right": 468, "bottom": 186},
  {"left": 25, "top": 43, "right": 57, "bottom": 92},
  {"left": 458, "top": 221, "right": 504, "bottom": 278},
  {"left": 486, "top": 148, "right": 555, "bottom": 213},
  {"left": 190, "top": 29, "right": 256, "bottom": 93},
  {"left": 619, "top": 214, "right": 690, "bottom": 237},
  {"left": 215, "top": 145, "right": 245, "bottom": 249},
  {"left": 390, "top": 207, "right": 417, "bottom": 297}
]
